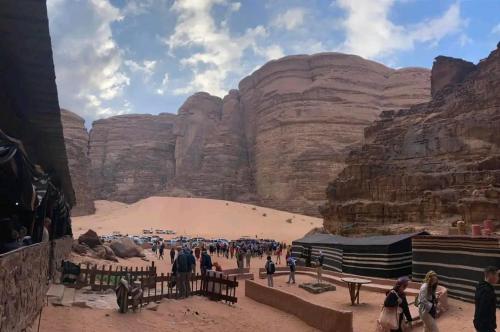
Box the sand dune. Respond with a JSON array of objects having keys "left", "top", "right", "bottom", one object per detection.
[{"left": 72, "top": 197, "right": 322, "bottom": 243}]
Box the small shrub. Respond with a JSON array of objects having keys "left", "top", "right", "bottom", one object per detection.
[
  {"left": 286, "top": 218, "right": 292, "bottom": 223},
  {"left": 262, "top": 213, "right": 267, "bottom": 217}
]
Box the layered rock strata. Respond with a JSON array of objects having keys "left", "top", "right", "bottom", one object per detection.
[
  {"left": 321, "top": 44, "right": 500, "bottom": 232},
  {"left": 85, "top": 53, "right": 430, "bottom": 215},
  {"left": 61, "top": 109, "right": 95, "bottom": 216},
  {"left": 89, "top": 114, "right": 176, "bottom": 203}
]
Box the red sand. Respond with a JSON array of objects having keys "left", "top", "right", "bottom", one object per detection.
[
  {"left": 72, "top": 197, "right": 322, "bottom": 243},
  {"left": 42, "top": 251, "right": 495, "bottom": 332}
]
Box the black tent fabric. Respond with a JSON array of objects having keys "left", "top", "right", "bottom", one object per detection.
[
  {"left": 412, "top": 236, "right": 500, "bottom": 307},
  {"left": 292, "top": 232, "right": 428, "bottom": 278}
]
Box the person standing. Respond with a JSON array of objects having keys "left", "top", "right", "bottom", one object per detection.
[
  {"left": 381, "top": 276, "right": 413, "bottom": 332},
  {"left": 265, "top": 256, "right": 276, "bottom": 287},
  {"left": 200, "top": 249, "right": 212, "bottom": 275},
  {"left": 152, "top": 241, "right": 158, "bottom": 257},
  {"left": 230, "top": 243, "right": 235, "bottom": 259},
  {"left": 245, "top": 248, "right": 252, "bottom": 268},
  {"left": 175, "top": 248, "right": 190, "bottom": 298},
  {"left": 286, "top": 256, "right": 296, "bottom": 284},
  {"left": 170, "top": 246, "right": 176, "bottom": 264},
  {"left": 474, "top": 266, "right": 498, "bottom": 332},
  {"left": 317, "top": 251, "right": 324, "bottom": 284},
  {"left": 418, "top": 271, "right": 440, "bottom": 332}
]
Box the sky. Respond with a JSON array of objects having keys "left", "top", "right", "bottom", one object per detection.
[{"left": 46, "top": 0, "right": 500, "bottom": 126}]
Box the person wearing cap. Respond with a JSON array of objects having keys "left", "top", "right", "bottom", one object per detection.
[
  {"left": 418, "top": 271, "right": 440, "bottom": 332},
  {"left": 383, "top": 276, "right": 413, "bottom": 332}
]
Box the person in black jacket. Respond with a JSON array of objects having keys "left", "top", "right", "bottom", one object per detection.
[
  {"left": 384, "top": 276, "right": 413, "bottom": 332},
  {"left": 474, "top": 266, "right": 498, "bottom": 332}
]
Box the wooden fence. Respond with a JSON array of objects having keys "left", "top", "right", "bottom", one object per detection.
[{"left": 74, "top": 262, "right": 238, "bottom": 305}]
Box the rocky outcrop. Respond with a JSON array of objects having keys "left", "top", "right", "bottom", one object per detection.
[
  {"left": 0, "top": 0, "right": 74, "bottom": 205},
  {"left": 321, "top": 44, "right": 500, "bottom": 232},
  {"left": 89, "top": 113, "right": 176, "bottom": 203},
  {"left": 61, "top": 109, "right": 95, "bottom": 216},
  {"left": 431, "top": 56, "right": 475, "bottom": 97},
  {"left": 239, "top": 53, "right": 430, "bottom": 215},
  {"left": 86, "top": 53, "right": 430, "bottom": 215}
]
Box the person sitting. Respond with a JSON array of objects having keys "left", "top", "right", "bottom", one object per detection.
[{"left": 383, "top": 276, "right": 413, "bottom": 332}]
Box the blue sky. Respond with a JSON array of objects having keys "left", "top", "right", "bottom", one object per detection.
[{"left": 47, "top": 0, "right": 500, "bottom": 126}]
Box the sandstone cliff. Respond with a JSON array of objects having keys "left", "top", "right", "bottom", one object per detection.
[
  {"left": 85, "top": 53, "right": 430, "bottom": 215},
  {"left": 60, "top": 110, "right": 95, "bottom": 216},
  {"left": 89, "top": 113, "right": 176, "bottom": 203},
  {"left": 321, "top": 44, "right": 500, "bottom": 232}
]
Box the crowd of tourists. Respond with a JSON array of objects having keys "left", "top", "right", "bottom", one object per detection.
[{"left": 377, "top": 266, "right": 498, "bottom": 332}]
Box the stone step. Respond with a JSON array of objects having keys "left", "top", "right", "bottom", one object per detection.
[
  {"left": 61, "top": 287, "right": 76, "bottom": 306},
  {"left": 46, "top": 284, "right": 65, "bottom": 301}
]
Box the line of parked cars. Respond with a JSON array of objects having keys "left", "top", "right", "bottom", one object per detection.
[{"left": 142, "top": 229, "right": 176, "bottom": 235}]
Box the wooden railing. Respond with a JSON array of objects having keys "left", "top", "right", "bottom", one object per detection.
[{"left": 74, "top": 262, "right": 238, "bottom": 305}]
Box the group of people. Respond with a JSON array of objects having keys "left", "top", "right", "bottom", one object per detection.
[
  {"left": 265, "top": 250, "right": 325, "bottom": 287},
  {"left": 379, "top": 266, "right": 498, "bottom": 332}
]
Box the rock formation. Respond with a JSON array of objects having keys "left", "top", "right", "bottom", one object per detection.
[
  {"left": 0, "top": 0, "right": 74, "bottom": 205},
  {"left": 89, "top": 113, "right": 176, "bottom": 203},
  {"left": 61, "top": 109, "right": 95, "bottom": 216},
  {"left": 84, "top": 53, "right": 430, "bottom": 215},
  {"left": 321, "top": 44, "right": 500, "bottom": 232}
]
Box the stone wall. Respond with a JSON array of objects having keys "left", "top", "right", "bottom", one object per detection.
[
  {"left": 245, "top": 280, "right": 353, "bottom": 332},
  {"left": 0, "top": 237, "right": 72, "bottom": 332}
]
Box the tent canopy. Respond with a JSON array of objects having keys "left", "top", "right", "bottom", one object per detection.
[{"left": 294, "top": 231, "right": 429, "bottom": 246}]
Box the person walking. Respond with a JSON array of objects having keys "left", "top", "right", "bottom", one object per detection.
[
  {"left": 286, "top": 256, "right": 296, "bottom": 284},
  {"left": 418, "top": 271, "right": 440, "bottom": 332},
  {"left": 265, "top": 256, "right": 276, "bottom": 287},
  {"left": 158, "top": 241, "right": 165, "bottom": 260},
  {"left": 474, "top": 266, "right": 498, "bottom": 332},
  {"left": 381, "top": 276, "right": 413, "bottom": 332},
  {"left": 170, "top": 247, "right": 176, "bottom": 264},
  {"left": 152, "top": 241, "right": 158, "bottom": 257},
  {"left": 230, "top": 243, "right": 235, "bottom": 259},
  {"left": 276, "top": 245, "right": 282, "bottom": 265}
]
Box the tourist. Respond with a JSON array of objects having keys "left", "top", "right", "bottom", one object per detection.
[
  {"left": 245, "top": 248, "right": 252, "bottom": 268},
  {"left": 188, "top": 248, "right": 196, "bottom": 275},
  {"left": 286, "top": 256, "right": 296, "bottom": 284},
  {"left": 42, "top": 217, "right": 51, "bottom": 242},
  {"left": 265, "top": 256, "right": 276, "bottom": 287},
  {"left": 152, "top": 241, "right": 157, "bottom": 256},
  {"left": 382, "top": 276, "right": 413, "bottom": 332},
  {"left": 170, "top": 246, "right": 176, "bottom": 264},
  {"left": 474, "top": 266, "right": 498, "bottom": 332},
  {"left": 317, "top": 251, "right": 324, "bottom": 284},
  {"left": 229, "top": 243, "right": 235, "bottom": 259},
  {"left": 276, "top": 245, "right": 282, "bottom": 264},
  {"left": 175, "top": 248, "right": 190, "bottom": 298},
  {"left": 418, "top": 271, "right": 440, "bottom": 332},
  {"left": 216, "top": 242, "right": 220, "bottom": 257},
  {"left": 200, "top": 248, "right": 212, "bottom": 275},
  {"left": 158, "top": 241, "right": 165, "bottom": 260}
]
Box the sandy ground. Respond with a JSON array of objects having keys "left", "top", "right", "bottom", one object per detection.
[
  {"left": 72, "top": 197, "right": 322, "bottom": 243},
  {"left": 42, "top": 251, "right": 496, "bottom": 332}
]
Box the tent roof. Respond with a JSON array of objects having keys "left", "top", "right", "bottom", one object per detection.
[{"left": 293, "top": 231, "right": 429, "bottom": 246}]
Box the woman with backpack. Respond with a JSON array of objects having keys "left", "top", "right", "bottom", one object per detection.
[
  {"left": 378, "top": 276, "right": 413, "bottom": 332},
  {"left": 418, "top": 271, "right": 440, "bottom": 332}
]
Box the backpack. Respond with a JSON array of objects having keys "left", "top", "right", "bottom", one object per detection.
[{"left": 267, "top": 261, "right": 276, "bottom": 274}]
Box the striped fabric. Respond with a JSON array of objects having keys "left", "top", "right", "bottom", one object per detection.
[
  {"left": 342, "top": 250, "right": 413, "bottom": 278},
  {"left": 412, "top": 236, "right": 500, "bottom": 307},
  {"left": 291, "top": 244, "right": 343, "bottom": 271}
]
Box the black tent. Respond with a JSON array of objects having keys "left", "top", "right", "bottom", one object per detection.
[{"left": 292, "top": 232, "right": 428, "bottom": 278}]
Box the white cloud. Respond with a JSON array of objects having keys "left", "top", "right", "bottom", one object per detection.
[
  {"left": 273, "top": 7, "right": 306, "bottom": 31},
  {"left": 165, "top": 0, "right": 268, "bottom": 96},
  {"left": 492, "top": 23, "right": 500, "bottom": 34},
  {"left": 125, "top": 59, "right": 157, "bottom": 81},
  {"left": 230, "top": 2, "right": 241, "bottom": 12},
  {"left": 335, "top": 0, "right": 465, "bottom": 59},
  {"left": 48, "top": 0, "right": 131, "bottom": 120},
  {"left": 155, "top": 73, "right": 170, "bottom": 95},
  {"left": 259, "top": 45, "right": 285, "bottom": 60}
]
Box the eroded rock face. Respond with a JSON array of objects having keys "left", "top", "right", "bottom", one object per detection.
[
  {"left": 239, "top": 53, "right": 430, "bottom": 214},
  {"left": 85, "top": 53, "right": 430, "bottom": 215},
  {"left": 431, "top": 56, "right": 475, "bottom": 97},
  {"left": 321, "top": 45, "right": 500, "bottom": 232},
  {"left": 89, "top": 113, "right": 176, "bottom": 203},
  {"left": 61, "top": 109, "right": 95, "bottom": 216}
]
